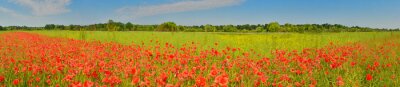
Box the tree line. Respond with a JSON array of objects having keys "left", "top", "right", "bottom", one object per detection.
[{"left": 1, "top": 20, "right": 399, "bottom": 32}]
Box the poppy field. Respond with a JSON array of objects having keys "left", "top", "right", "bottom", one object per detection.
[{"left": 0, "top": 31, "right": 399, "bottom": 87}]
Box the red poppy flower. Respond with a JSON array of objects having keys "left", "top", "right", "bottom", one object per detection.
[
  {"left": 0, "top": 76, "right": 4, "bottom": 82},
  {"left": 214, "top": 74, "right": 229, "bottom": 87},
  {"left": 84, "top": 81, "right": 94, "bottom": 87},
  {"left": 195, "top": 76, "right": 206, "bottom": 86},
  {"left": 13, "top": 79, "right": 20, "bottom": 85},
  {"left": 336, "top": 76, "right": 344, "bottom": 86},
  {"left": 70, "top": 82, "right": 82, "bottom": 87},
  {"left": 366, "top": 74, "right": 373, "bottom": 81},
  {"left": 131, "top": 77, "right": 140, "bottom": 85},
  {"left": 210, "top": 69, "right": 218, "bottom": 77},
  {"left": 46, "top": 79, "right": 51, "bottom": 85}
]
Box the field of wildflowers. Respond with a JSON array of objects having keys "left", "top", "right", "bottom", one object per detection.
[
  {"left": 29, "top": 31, "right": 396, "bottom": 55},
  {"left": 0, "top": 32, "right": 399, "bottom": 87}
]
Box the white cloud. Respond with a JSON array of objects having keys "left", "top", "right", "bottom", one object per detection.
[
  {"left": 10, "top": 0, "right": 71, "bottom": 16},
  {"left": 116, "top": 0, "right": 244, "bottom": 18},
  {"left": 0, "top": 6, "right": 28, "bottom": 18},
  {"left": 0, "top": 6, "right": 68, "bottom": 27}
]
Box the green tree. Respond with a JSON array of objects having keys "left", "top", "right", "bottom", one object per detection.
[
  {"left": 204, "top": 24, "right": 216, "bottom": 32},
  {"left": 126, "top": 22, "right": 134, "bottom": 31},
  {"left": 267, "top": 22, "right": 280, "bottom": 32},
  {"left": 255, "top": 26, "right": 264, "bottom": 32},
  {"left": 95, "top": 24, "right": 106, "bottom": 31},
  {"left": 177, "top": 26, "right": 185, "bottom": 31},
  {"left": 56, "top": 25, "right": 65, "bottom": 30},
  {"left": 115, "top": 22, "right": 125, "bottom": 31},
  {"left": 45, "top": 24, "right": 56, "bottom": 30},
  {"left": 283, "top": 23, "right": 293, "bottom": 32},
  {"left": 88, "top": 25, "right": 97, "bottom": 31},
  {"left": 299, "top": 26, "right": 306, "bottom": 33},
  {"left": 0, "top": 25, "right": 3, "bottom": 31},
  {"left": 156, "top": 22, "right": 177, "bottom": 32},
  {"left": 107, "top": 20, "right": 118, "bottom": 31},
  {"left": 223, "top": 25, "right": 237, "bottom": 32}
]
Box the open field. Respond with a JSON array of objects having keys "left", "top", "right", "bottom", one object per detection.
[
  {"left": 28, "top": 31, "right": 398, "bottom": 56},
  {"left": 0, "top": 31, "right": 399, "bottom": 87},
  {"left": 1, "top": 0, "right": 399, "bottom": 86}
]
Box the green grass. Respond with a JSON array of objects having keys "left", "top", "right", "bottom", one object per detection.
[
  {"left": 1, "top": 31, "right": 399, "bottom": 86},
  {"left": 27, "top": 31, "right": 399, "bottom": 56}
]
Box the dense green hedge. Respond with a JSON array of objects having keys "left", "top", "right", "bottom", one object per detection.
[{"left": 1, "top": 20, "right": 398, "bottom": 32}]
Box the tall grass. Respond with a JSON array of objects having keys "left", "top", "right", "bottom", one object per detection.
[{"left": 28, "top": 31, "right": 399, "bottom": 56}]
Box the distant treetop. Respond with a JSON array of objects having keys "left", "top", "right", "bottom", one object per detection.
[{"left": 1, "top": 20, "right": 397, "bottom": 32}]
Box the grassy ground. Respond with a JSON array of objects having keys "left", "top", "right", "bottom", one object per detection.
[
  {"left": 28, "top": 31, "right": 399, "bottom": 56},
  {"left": 0, "top": 31, "right": 399, "bottom": 86}
]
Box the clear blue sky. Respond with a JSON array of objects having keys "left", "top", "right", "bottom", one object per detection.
[{"left": 1, "top": 0, "right": 399, "bottom": 28}]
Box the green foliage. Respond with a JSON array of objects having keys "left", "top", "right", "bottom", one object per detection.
[
  {"left": 255, "top": 26, "right": 264, "bottom": 32},
  {"left": 107, "top": 20, "right": 119, "bottom": 31},
  {"left": 267, "top": 22, "right": 280, "bottom": 32},
  {"left": 125, "top": 22, "right": 134, "bottom": 31},
  {"left": 223, "top": 25, "right": 238, "bottom": 32},
  {"left": 45, "top": 24, "right": 56, "bottom": 30},
  {"left": 283, "top": 23, "right": 293, "bottom": 32},
  {"left": 1, "top": 20, "right": 397, "bottom": 32},
  {"left": 88, "top": 25, "right": 97, "bottom": 31},
  {"left": 204, "top": 24, "right": 216, "bottom": 32},
  {"left": 44, "top": 24, "right": 66, "bottom": 30},
  {"left": 0, "top": 26, "right": 3, "bottom": 31},
  {"left": 156, "top": 22, "right": 177, "bottom": 32}
]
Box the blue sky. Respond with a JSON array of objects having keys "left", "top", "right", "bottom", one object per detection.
[{"left": 0, "top": 0, "right": 399, "bottom": 28}]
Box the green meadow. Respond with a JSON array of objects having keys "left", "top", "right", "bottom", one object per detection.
[{"left": 28, "top": 31, "right": 399, "bottom": 55}]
